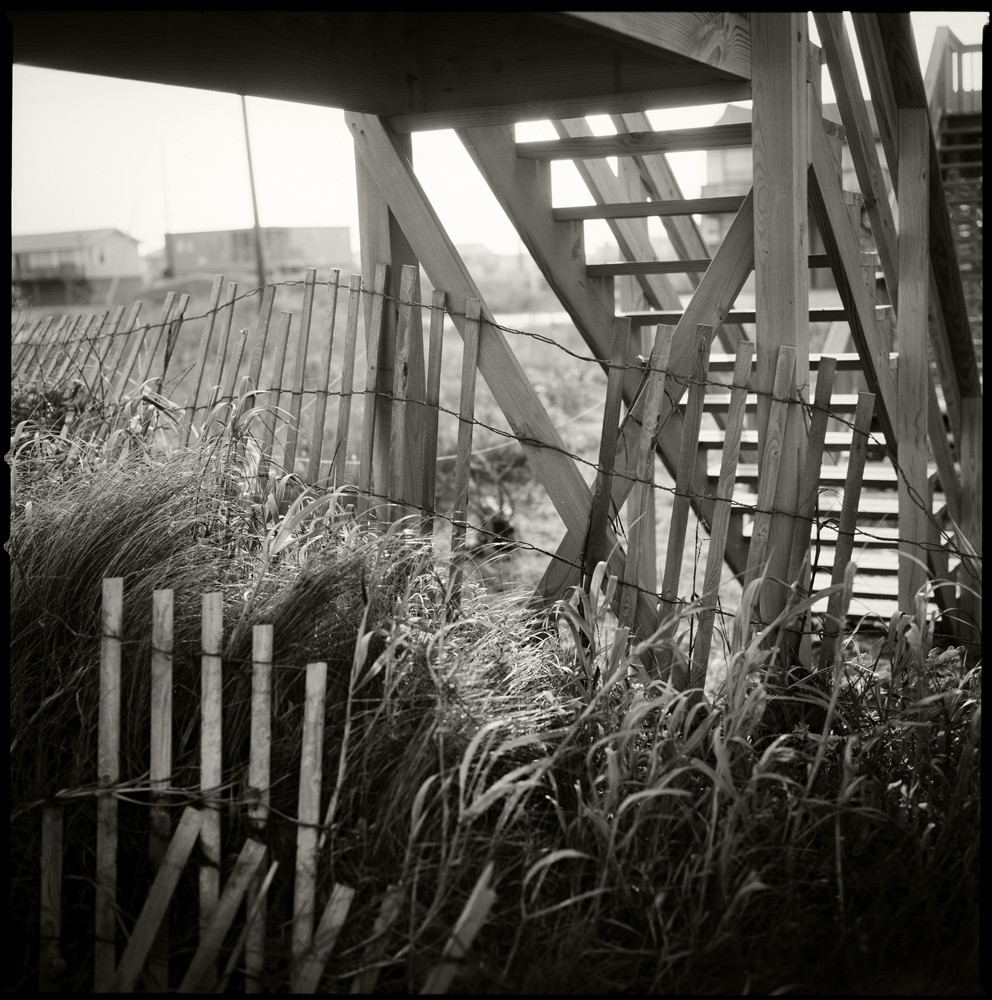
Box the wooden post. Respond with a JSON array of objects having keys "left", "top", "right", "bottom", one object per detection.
[
  {"left": 389, "top": 265, "right": 419, "bottom": 521},
  {"left": 291, "top": 661, "right": 328, "bottom": 991},
  {"left": 355, "top": 127, "right": 426, "bottom": 506},
  {"left": 751, "top": 12, "right": 810, "bottom": 627},
  {"left": 896, "top": 107, "right": 930, "bottom": 610},
  {"left": 331, "top": 274, "right": 363, "bottom": 490},
  {"left": 421, "top": 289, "right": 447, "bottom": 533},
  {"left": 245, "top": 624, "right": 273, "bottom": 993},
  {"left": 95, "top": 576, "right": 122, "bottom": 992},
  {"left": 147, "top": 589, "right": 174, "bottom": 991},
  {"left": 199, "top": 592, "right": 224, "bottom": 975}
]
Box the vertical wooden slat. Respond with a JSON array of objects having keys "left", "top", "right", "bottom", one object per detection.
[
  {"left": 241, "top": 284, "right": 276, "bottom": 417},
  {"left": 752, "top": 11, "right": 810, "bottom": 626},
  {"left": 783, "top": 356, "right": 838, "bottom": 664},
  {"left": 449, "top": 298, "right": 482, "bottom": 611},
  {"left": 618, "top": 326, "right": 674, "bottom": 635},
  {"left": 258, "top": 311, "right": 293, "bottom": 480},
  {"left": 159, "top": 292, "right": 190, "bottom": 393},
  {"left": 245, "top": 624, "right": 273, "bottom": 993},
  {"left": 107, "top": 303, "right": 145, "bottom": 403},
  {"left": 689, "top": 342, "right": 754, "bottom": 691},
  {"left": 659, "top": 325, "right": 714, "bottom": 688},
  {"left": 420, "top": 289, "right": 447, "bottom": 532},
  {"left": 306, "top": 270, "right": 341, "bottom": 486},
  {"left": 584, "top": 317, "right": 632, "bottom": 588},
  {"left": 87, "top": 306, "right": 125, "bottom": 397},
  {"left": 216, "top": 861, "right": 279, "bottom": 994},
  {"left": 896, "top": 106, "right": 930, "bottom": 610},
  {"left": 37, "top": 314, "right": 74, "bottom": 383},
  {"left": 290, "top": 661, "right": 328, "bottom": 992},
  {"left": 39, "top": 806, "right": 64, "bottom": 992},
  {"left": 737, "top": 346, "right": 797, "bottom": 640},
  {"left": 329, "top": 274, "right": 363, "bottom": 490},
  {"left": 14, "top": 315, "right": 52, "bottom": 378},
  {"left": 283, "top": 268, "right": 317, "bottom": 476},
  {"left": 359, "top": 265, "right": 389, "bottom": 520},
  {"left": 389, "top": 264, "right": 418, "bottom": 521},
  {"left": 95, "top": 576, "right": 122, "bottom": 992},
  {"left": 819, "top": 393, "right": 875, "bottom": 670},
  {"left": 213, "top": 281, "right": 242, "bottom": 409},
  {"left": 51, "top": 312, "right": 99, "bottom": 385},
  {"left": 183, "top": 275, "right": 225, "bottom": 445},
  {"left": 136, "top": 292, "right": 177, "bottom": 390},
  {"left": 199, "top": 592, "right": 224, "bottom": 959},
  {"left": 147, "top": 589, "right": 174, "bottom": 992}
]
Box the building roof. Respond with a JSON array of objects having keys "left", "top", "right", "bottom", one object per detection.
[{"left": 11, "top": 228, "right": 139, "bottom": 253}]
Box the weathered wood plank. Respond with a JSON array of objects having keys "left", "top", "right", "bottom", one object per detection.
[
  {"left": 896, "top": 107, "right": 931, "bottom": 609},
  {"left": 689, "top": 342, "right": 754, "bottom": 691},
  {"left": 306, "top": 270, "right": 341, "bottom": 486},
  {"left": 517, "top": 123, "right": 753, "bottom": 159},
  {"left": 751, "top": 12, "right": 809, "bottom": 626},
  {"left": 283, "top": 267, "right": 317, "bottom": 476},
  {"left": 556, "top": 12, "right": 751, "bottom": 79},
  {"left": 554, "top": 195, "right": 746, "bottom": 221}
]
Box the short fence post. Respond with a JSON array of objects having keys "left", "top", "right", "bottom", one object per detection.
[
  {"left": 39, "top": 805, "right": 65, "bottom": 992},
  {"left": 95, "top": 576, "right": 123, "bottom": 992}
]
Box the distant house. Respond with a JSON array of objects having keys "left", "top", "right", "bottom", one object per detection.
[
  {"left": 11, "top": 228, "right": 144, "bottom": 306},
  {"left": 162, "top": 226, "right": 354, "bottom": 281}
]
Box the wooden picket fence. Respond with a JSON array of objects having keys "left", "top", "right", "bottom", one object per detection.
[{"left": 37, "top": 579, "right": 497, "bottom": 994}]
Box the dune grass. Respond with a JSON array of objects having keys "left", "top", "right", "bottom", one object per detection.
[{"left": 7, "top": 328, "right": 982, "bottom": 994}]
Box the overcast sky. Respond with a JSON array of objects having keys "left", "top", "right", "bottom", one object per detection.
[{"left": 11, "top": 12, "right": 986, "bottom": 259}]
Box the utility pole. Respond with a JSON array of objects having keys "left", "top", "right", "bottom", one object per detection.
[{"left": 241, "top": 95, "right": 266, "bottom": 288}]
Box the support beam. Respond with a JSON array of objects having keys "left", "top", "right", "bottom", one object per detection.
[
  {"left": 751, "top": 12, "right": 809, "bottom": 624},
  {"left": 347, "top": 112, "right": 661, "bottom": 637},
  {"left": 896, "top": 108, "right": 930, "bottom": 609}
]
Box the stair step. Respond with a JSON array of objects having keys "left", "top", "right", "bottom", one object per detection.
[
  {"left": 710, "top": 464, "right": 921, "bottom": 489},
  {"left": 554, "top": 196, "right": 746, "bottom": 221},
  {"left": 705, "top": 352, "right": 897, "bottom": 374},
  {"left": 622, "top": 304, "right": 893, "bottom": 327},
  {"left": 697, "top": 429, "right": 888, "bottom": 454},
  {"left": 516, "top": 123, "right": 753, "bottom": 159},
  {"left": 587, "top": 253, "right": 833, "bottom": 278}
]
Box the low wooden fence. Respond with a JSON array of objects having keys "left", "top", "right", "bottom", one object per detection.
[
  {"left": 11, "top": 263, "right": 977, "bottom": 639},
  {"left": 37, "top": 579, "right": 497, "bottom": 993}
]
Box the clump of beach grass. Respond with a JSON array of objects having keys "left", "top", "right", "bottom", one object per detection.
[{"left": 7, "top": 370, "right": 981, "bottom": 994}]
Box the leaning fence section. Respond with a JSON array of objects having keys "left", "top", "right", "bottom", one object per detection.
[
  {"left": 34, "top": 580, "right": 494, "bottom": 993},
  {"left": 10, "top": 264, "right": 979, "bottom": 657}
]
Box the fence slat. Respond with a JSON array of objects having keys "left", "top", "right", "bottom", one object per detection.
[
  {"left": 110, "top": 807, "right": 204, "bottom": 994},
  {"left": 738, "top": 345, "right": 797, "bottom": 636},
  {"left": 217, "top": 861, "right": 279, "bottom": 993},
  {"left": 245, "top": 624, "right": 273, "bottom": 992},
  {"left": 421, "top": 288, "right": 447, "bottom": 532},
  {"left": 660, "top": 325, "right": 714, "bottom": 688},
  {"left": 292, "top": 882, "right": 356, "bottom": 994},
  {"left": 183, "top": 274, "right": 225, "bottom": 445},
  {"left": 290, "top": 661, "right": 329, "bottom": 991},
  {"left": 178, "top": 838, "right": 268, "bottom": 994},
  {"left": 200, "top": 592, "right": 224, "bottom": 956},
  {"left": 258, "top": 311, "right": 293, "bottom": 480},
  {"left": 330, "top": 274, "right": 363, "bottom": 491},
  {"left": 819, "top": 393, "right": 875, "bottom": 669},
  {"left": 449, "top": 297, "right": 482, "bottom": 611},
  {"left": 619, "top": 325, "right": 674, "bottom": 636},
  {"left": 39, "top": 806, "right": 64, "bottom": 992},
  {"left": 147, "top": 589, "right": 174, "bottom": 992},
  {"left": 584, "top": 317, "right": 632, "bottom": 587},
  {"left": 135, "top": 292, "right": 177, "bottom": 391},
  {"left": 389, "top": 265, "right": 418, "bottom": 520},
  {"left": 689, "top": 341, "right": 753, "bottom": 690},
  {"left": 243, "top": 284, "right": 276, "bottom": 413},
  {"left": 283, "top": 268, "right": 317, "bottom": 475},
  {"left": 306, "top": 269, "right": 341, "bottom": 486},
  {"left": 213, "top": 281, "right": 242, "bottom": 413},
  {"left": 359, "top": 265, "right": 389, "bottom": 520},
  {"left": 158, "top": 292, "right": 190, "bottom": 392},
  {"left": 95, "top": 576, "right": 123, "bottom": 992},
  {"left": 420, "top": 863, "right": 496, "bottom": 995}
]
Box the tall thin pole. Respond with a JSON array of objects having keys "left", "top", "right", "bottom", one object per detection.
[{"left": 241, "top": 95, "right": 266, "bottom": 288}]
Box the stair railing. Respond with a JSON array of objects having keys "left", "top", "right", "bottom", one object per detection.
[{"left": 924, "top": 26, "right": 983, "bottom": 134}]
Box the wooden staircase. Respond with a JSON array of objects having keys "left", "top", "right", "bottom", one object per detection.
[{"left": 939, "top": 111, "right": 983, "bottom": 380}]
